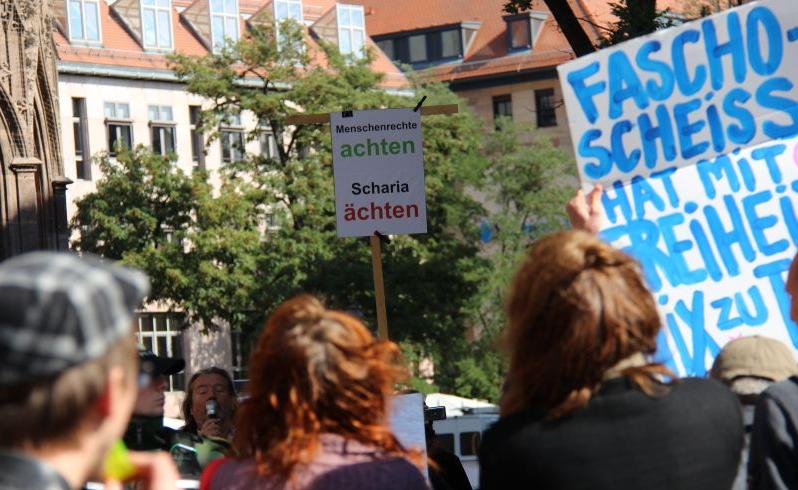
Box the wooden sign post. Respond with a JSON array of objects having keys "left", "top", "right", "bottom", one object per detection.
[{"left": 287, "top": 103, "right": 458, "bottom": 340}]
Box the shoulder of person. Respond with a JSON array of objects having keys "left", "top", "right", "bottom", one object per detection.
[
  {"left": 308, "top": 457, "right": 427, "bottom": 490},
  {"left": 758, "top": 376, "right": 798, "bottom": 406},
  {"left": 669, "top": 377, "right": 738, "bottom": 403}
]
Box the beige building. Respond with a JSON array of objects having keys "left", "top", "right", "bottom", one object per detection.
[{"left": 357, "top": 0, "right": 577, "bottom": 151}]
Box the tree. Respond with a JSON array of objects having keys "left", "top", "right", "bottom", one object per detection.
[
  {"left": 73, "top": 19, "right": 490, "bottom": 394},
  {"left": 446, "top": 119, "right": 576, "bottom": 402}
]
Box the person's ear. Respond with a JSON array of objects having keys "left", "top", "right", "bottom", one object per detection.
[{"left": 94, "top": 379, "right": 113, "bottom": 418}]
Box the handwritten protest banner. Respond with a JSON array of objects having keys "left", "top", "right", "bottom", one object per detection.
[
  {"left": 331, "top": 108, "right": 427, "bottom": 237},
  {"left": 558, "top": 0, "right": 798, "bottom": 375}
]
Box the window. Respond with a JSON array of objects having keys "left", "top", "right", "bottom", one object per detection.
[
  {"left": 440, "top": 29, "right": 460, "bottom": 59},
  {"left": 274, "top": 0, "right": 302, "bottom": 22},
  {"left": 210, "top": 0, "right": 239, "bottom": 52},
  {"left": 258, "top": 120, "right": 278, "bottom": 159},
  {"left": 377, "top": 28, "right": 462, "bottom": 65},
  {"left": 141, "top": 0, "right": 172, "bottom": 49},
  {"left": 104, "top": 102, "right": 132, "bottom": 156},
  {"left": 274, "top": 0, "right": 303, "bottom": 49},
  {"left": 337, "top": 4, "right": 365, "bottom": 58},
  {"left": 459, "top": 431, "right": 482, "bottom": 456},
  {"left": 68, "top": 0, "right": 101, "bottom": 42},
  {"left": 409, "top": 34, "right": 427, "bottom": 62},
  {"left": 220, "top": 114, "right": 245, "bottom": 163},
  {"left": 535, "top": 88, "right": 557, "bottom": 127},
  {"left": 189, "top": 106, "right": 205, "bottom": 170},
  {"left": 136, "top": 313, "right": 185, "bottom": 391},
  {"left": 376, "top": 39, "right": 393, "bottom": 59},
  {"left": 508, "top": 18, "right": 531, "bottom": 49},
  {"left": 149, "top": 105, "right": 176, "bottom": 155},
  {"left": 72, "top": 98, "right": 91, "bottom": 180},
  {"left": 492, "top": 94, "right": 512, "bottom": 122}
]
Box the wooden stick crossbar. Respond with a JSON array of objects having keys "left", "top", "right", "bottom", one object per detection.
[{"left": 285, "top": 104, "right": 459, "bottom": 126}]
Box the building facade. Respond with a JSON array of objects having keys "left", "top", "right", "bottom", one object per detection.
[
  {"left": 53, "top": 0, "right": 405, "bottom": 411},
  {"left": 357, "top": 0, "right": 577, "bottom": 150},
  {"left": 1, "top": 0, "right": 70, "bottom": 259}
]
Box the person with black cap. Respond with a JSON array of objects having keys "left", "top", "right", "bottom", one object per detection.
[
  {"left": 123, "top": 349, "right": 208, "bottom": 476},
  {"left": 0, "top": 252, "right": 178, "bottom": 490}
]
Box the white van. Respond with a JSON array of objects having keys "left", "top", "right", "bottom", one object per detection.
[{"left": 432, "top": 407, "right": 499, "bottom": 489}]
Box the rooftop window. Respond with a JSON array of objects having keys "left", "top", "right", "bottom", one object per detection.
[
  {"left": 68, "top": 0, "right": 101, "bottom": 42},
  {"left": 375, "top": 26, "right": 463, "bottom": 67},
  {"left": 337, "top": 4, "right": 365, "bottom": 58},
  {"left": 142, "top": 0, "right": 173, "bottom": 50},
  {"left": 504, "top": 12, "right": 547, "bottom": 51},
  {"left": 210, "top": 0, "right": 239, "bottom": 52}
]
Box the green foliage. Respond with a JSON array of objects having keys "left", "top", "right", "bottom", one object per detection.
[
  {"left": 599, "top": 0, "right": 674, "bottom": 47},
  {"left": 72, "top": 19, "right": 577, "bottom": 402}
]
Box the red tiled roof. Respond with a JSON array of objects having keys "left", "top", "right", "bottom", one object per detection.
[
  {"left": 354, "top": 0, "right": 575, "bottom": 83},
  {"left": 55, "top": 0, "right": 407, "bottom": 89}
]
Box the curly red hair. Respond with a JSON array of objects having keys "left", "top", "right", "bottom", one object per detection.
[{"left": 234, "top": 294, "right": 416, "bottom": 480}]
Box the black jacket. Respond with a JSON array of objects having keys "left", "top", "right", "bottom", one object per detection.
[
  {"left": 480, "top": 377, "right": 743, "bottom": 490},
  {"left": 0, "top": 451, "right": 70, "bottom": 490}
]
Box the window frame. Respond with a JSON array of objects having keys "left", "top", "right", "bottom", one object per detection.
[
  {"left": 136, "top": 313, "right": 185, "bottom": 392},
  {"left": 535, "top": 88, "right": 558, "bottom": 128},
  {"left": 141, "top": 0, "right": 173, "bottom": 50},
  {"left": 506, "top": 16, "right": 532, "bottom": 50},
  {"left": 104, "top": 102, "right": 133, "bottom": 156},
  {"left": 336, "top": 4, "right": 366, "bottom": 59},
  {"left": 71, "top": 97, "right": 91, "bottom": 181},
  {"left": 67, "top": 0, "right": 102, "bottom": 43},
  {"left": 220, "top": 115, "right": 245, "bottom": 164},
  {"left": 492, "top": 94, "right": 513, "bottom": 123},
  {"left": 210, "top": 0, "right": 240, "bottom": 52},
  {"left": 189, "top": 105, "right": 206, "bottom": 170}
]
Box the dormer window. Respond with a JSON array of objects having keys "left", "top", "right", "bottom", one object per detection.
[
  {"left": 142, "top": 0, "right": 173, "bottom": 50},
  {"left": 210, "top": 0, "right": 239, "bottom": 52},
  {"left": 68, "top": 0, "right": 101, "bottom": 42},
  {"left": 337, "top": 4, "right": 365, "bottom": 58},
  {"left": 374, "top": 24, "right": 467, "bottom": 67},
  {"left": 504, "top": 11, "right": 547, "bottom": 51},
  {"left": 274, "top": 0, "right": 302, "bottom": 22}
]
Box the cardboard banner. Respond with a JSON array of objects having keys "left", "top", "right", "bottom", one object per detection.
[
  {"left": 558, "top": 0, "right": 798, "bottom": 375},
  {"left": 331, "top": 108, "right": 427, "bottom": 237}
]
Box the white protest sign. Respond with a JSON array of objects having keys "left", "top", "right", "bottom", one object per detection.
[
  {"left": 331, "top": 108, "right": 427, "bottom": 237},
  {"left": 389, "top": 392, "right": 428, "bottom": 477},
  {"left": 559, "top": 0, "right": 798, "bottom": 376}
]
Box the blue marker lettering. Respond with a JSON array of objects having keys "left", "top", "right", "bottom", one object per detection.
[
  {"left": 567, "top": 61, "right": 605, "bottom": 124},
  {"left": 702, "top": 12, "right": 746, "bottom": 90},
  {"left": 674, "top": 98, "right": 709, "bottom": 160},
  {"left": 611, "top": 120, "right": 641, "bottom": 173},
  {"left": 638, "top": 104, "right": 677, "bottom": 169},
  {"left": 723, "top": 88, "right": 755, "bottom": 145},
  {"left": 742, "top": 190, "right": 788, "bottom": 256},
  {"left": 756, "top": 78, "right": 798, "bottom": 140},
  {"left": 704, "top": 195, "right": 756, "bottom": 277},
  {"left": 747, "top": 6, "right": 783, "bottom": 76},
  {"left": 672, "top": 30, "right": 707, "bottom": 96},
  {"left": 608, "top": 50, "right": 650, "bottom": 119},
  {"left": 635, "top": 40, "right": 675, "bottom": 101}
]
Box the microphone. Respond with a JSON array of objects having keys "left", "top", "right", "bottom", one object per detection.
[{"left": 206, "top": 398, "right": 219, "bottom": 420}]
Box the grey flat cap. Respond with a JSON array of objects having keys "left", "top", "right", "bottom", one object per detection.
[{"left": 0, "top": 252, "right": 150, "bottom": 386}]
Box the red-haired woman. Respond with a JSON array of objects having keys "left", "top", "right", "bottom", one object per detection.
[
  {"left": 199, "top": 295, "right": 428, "bottom": 490},
  {"left": 478, "top": 189, "right": 744, "bottom": 490}
]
